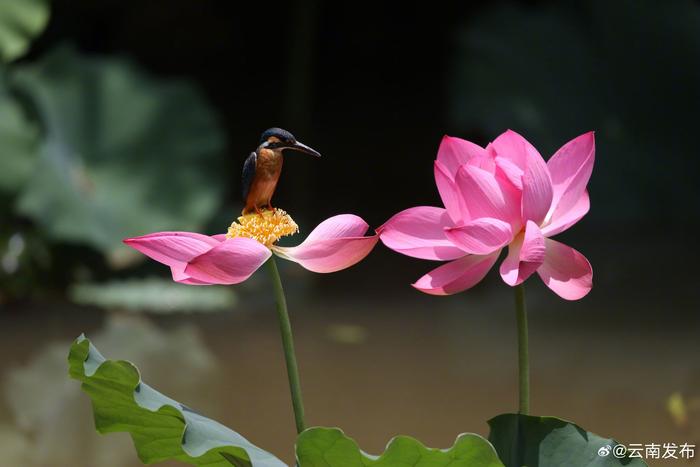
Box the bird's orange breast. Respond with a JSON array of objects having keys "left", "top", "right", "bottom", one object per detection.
[
  {"left": 246, "top": 149, "right": 283, "bottom": 209},
  {"left": 256, "top": 148, "right": 283, "bottom": 178}
]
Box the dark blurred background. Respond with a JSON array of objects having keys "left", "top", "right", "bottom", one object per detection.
[{"left": 0, "top": 0, "right": 698, "bottom": 465}]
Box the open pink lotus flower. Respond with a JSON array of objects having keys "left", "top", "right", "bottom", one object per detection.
[
  {"left": 378, "top": 130, "right": 594, "bottom": 300},
  {"left": 125, "top": 212, "right": 378, "bottom": 285}
]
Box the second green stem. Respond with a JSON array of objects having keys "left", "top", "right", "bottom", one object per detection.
[
  {"left": 514, "top": 283, "right": 530, "bottom": 415},
  {"left": 266, "top": 257, "right": 307, "bottom": 433}
]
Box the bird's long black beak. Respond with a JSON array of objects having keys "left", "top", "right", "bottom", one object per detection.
[{"left": 287, "top": 141, "right": 322, "bottom": 157}]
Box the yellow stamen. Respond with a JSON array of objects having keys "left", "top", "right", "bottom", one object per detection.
[{"left": 226, "top": 208, "right": 298, "bottom": 247}]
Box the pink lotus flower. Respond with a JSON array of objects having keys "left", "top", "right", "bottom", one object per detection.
[
  {"left": 378, "top": 130, "right": 594, "bottom": 300},
  {"left": 125, "top": 210, "right": 378, "bottom": 285}
]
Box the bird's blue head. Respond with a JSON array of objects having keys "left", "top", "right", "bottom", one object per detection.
[{"left": 259, "top": 127, "right": 321, "bottom": 157}]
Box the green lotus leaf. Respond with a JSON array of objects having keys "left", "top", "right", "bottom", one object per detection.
[
  {"left": 68, "top": 335, "right": 285, "bottom": 467},
  {"left": 296, "top": 426, "right": 504, "bottom": 467},
  {"left": 69, "top": 277, "right": 238, "bottom": 313},
  {"left": 0, "top": 0, "right": 50, "bottom": 62},
  {"left": 488, "top": 413, "right": 647, "bottom": 466},
  {"left": 0, "top": 83, "right": 40, "bottom": 191},
  {"left": 11, "top": 45, "right": 225, "bottom": 255}
]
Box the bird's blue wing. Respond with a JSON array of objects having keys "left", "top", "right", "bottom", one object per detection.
[{"left": 241, "top": 151, "right": 257, "bottom": 201}]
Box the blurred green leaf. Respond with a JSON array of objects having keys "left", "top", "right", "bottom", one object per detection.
[
  {"left": 488, "top": 414, "right": 646, "bottom": 466},
  {"left": 296, "top": 427, "right": 504, "bottom": 467},
  {"left": 10, "top": 45, "right": 226, "bottom": 255},
  {"left": 70, "top": 277, "right": 237, "bottom": 313},
  {"left": 0, "top": 0, "right": 49, "bottom": 62},
  {"left": 68, "top": 335, "right": 286, "bottom": 467},
  {"left": 0, "top": 85, "right": 39, "bottom": 191}
]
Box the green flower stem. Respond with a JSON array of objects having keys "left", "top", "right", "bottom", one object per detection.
[
  {"left": 514, "top": 283, "right": 530, "bottom": 415},
  {"left": 265, "top": 256, "right": 307, "bottom": 433}
]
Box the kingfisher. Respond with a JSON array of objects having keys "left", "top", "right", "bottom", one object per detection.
[{"left": 241, "top": 128, "right": 321, "bottom": 214}]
